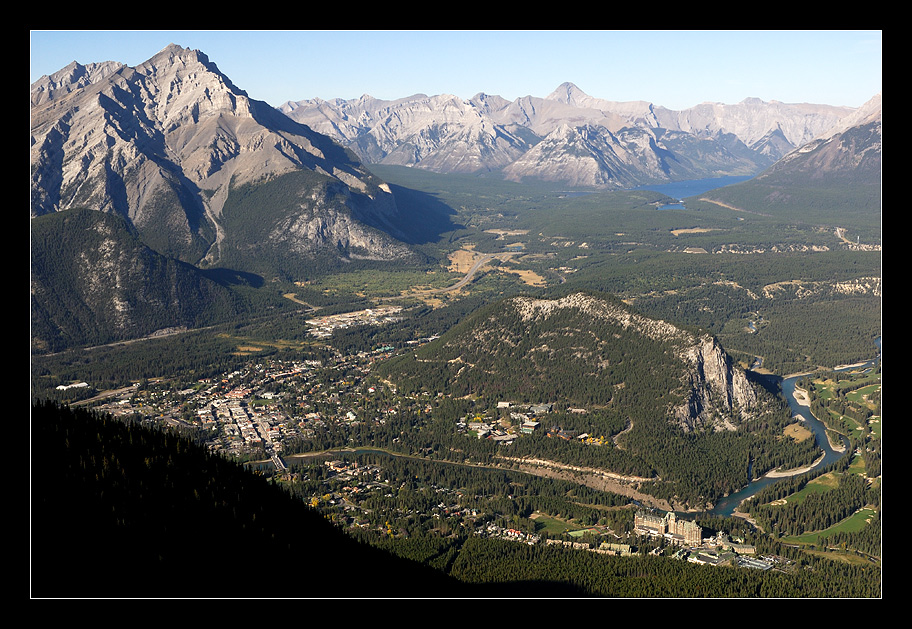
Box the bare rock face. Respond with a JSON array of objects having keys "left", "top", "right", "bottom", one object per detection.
[
  {"left": 30, "top": 44, "right": 407, "bottom": 267},
  {"left": 30, "top": 60, "right": 126, "bottom": 106},
  {"left": 499, "top": 123, "right": 684, "bottom": 189},
  {"left": 281, "top": 81, "right": 871, "bottom": 189},
  {"left": 675, "top": 336, "right": 759, "bottom": 432}
]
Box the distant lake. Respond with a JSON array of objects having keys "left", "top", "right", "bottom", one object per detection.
[{"left": 632, "top": 175, "right": 755, "bottom": 209}]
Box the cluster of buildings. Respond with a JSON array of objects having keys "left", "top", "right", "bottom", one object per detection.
[
  {"left": 305, "top": 306, "right": 403, "bottom": 338},
  {"left": 634, "top": 510, "right": 703, "bottom": 547},
  {"left": 480, "top": 523, "right": 541, "bottom": 545},
  {"left": 456, "top": 401, "right": 557, "bottom": 444},
  {"left": 634, "top": 510, "right": 773, "bottom": 570},
  {"left": 546, "top": 538, "right": 633, "bottom": 556}
]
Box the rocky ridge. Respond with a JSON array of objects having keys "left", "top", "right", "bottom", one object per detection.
[
  {"left": 280, "top": 82, "right": 864, "bottom": 189},
  {"left": 755, "top": 93, "right": 882, "bottom": 182}
]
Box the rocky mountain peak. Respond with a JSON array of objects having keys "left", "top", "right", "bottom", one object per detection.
[
  {"left": 30, "top": 44, "right": 410, "bottom": 270},
  {"left": 30, "top": 59, "right": 126, "bottom": 107},
  {"left": 545, "top": 81, "right": 589, "bottom": 105}
]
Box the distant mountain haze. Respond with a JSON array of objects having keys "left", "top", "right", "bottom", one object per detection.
[
  {"left": 279, "top": 81, "right": 873, "bottom": 189},
  {"left": 698, "top": 94, "right": 881, "bottom": 230}
]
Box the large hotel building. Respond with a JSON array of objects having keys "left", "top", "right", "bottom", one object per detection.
[{"left": 634, "top": 510, "right": 703, "bottom": 546}]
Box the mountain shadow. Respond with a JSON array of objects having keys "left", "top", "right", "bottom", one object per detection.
[
  {"left": 199, "top": 267, "right": 266, "bottom": 289},
  {"left": 385, "top": 182, "right": 463, "bottom": 246},
  {"left": 31, "top": 401, "right": 594, "bottom": 598}
]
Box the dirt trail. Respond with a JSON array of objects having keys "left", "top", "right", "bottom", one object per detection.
[
  {"left": 499, "top": 456, "right": 684, "bottom": 512},
  {"left": 698, "top": 197, "right": 771, "bottom": 217}
]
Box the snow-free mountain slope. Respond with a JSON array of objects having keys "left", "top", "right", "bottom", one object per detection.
[
  {"left": 30, "top": 44, "right": 411, "bottom": 268},
  {"left": 281, "top": 82, "right": 866, "bottom": 189}
]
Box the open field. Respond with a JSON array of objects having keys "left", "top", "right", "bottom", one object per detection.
[
  {"left": 784, "top": 422, "right": 814, "bottom": 442},
  {"left": 768, "top": 472, "right": 839, "bottom": 507},
  {"left": 782, "top": 507, "right": 877, "bottom": 547},
  {"left": 495, "top": 265, "right": 547, "bottom": 286},
  {"left": 530, "top": 512, "right": 589, "bottom": 536}
]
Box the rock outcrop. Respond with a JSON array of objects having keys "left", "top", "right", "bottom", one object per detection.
[{"left": 675, "top": 336, "right": 758, "bottom": 432}]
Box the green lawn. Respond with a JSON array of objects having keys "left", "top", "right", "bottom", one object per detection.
[
  {"left": 531, "top": 512, "right": 588, "bottom": 535},
  {"left": 847, "top": 454, "right": 866, "bottom": 476},
  {"left": 782, "top": 507, "right": 877, "bottom": 546},
  {"left": 777, "top": 473, "right": 838, "bottom": 506},
  {"left": 847, "top": 384, "right": 880, "bottom": 406}
]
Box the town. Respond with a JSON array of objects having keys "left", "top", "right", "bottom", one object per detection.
[{"left": 73, "top": 327, "right": 786, "bottom": 575}]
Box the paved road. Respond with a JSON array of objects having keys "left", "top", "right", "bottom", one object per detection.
[{"left": 441, "top": 253, "right": 499, "bottom": 292}]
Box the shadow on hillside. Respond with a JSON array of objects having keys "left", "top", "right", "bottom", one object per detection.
[
  {"left": 31, "top": 401, "right": 596, "bottom": 599},
  {"left": 200, "top": 267, "right": 266, "bottom": 288},
  {"left": 386, "top": 183, "right": 464, "bottom": 246},
  {"left": 745, "top": 370, "right": 783, "bottom": 398}
]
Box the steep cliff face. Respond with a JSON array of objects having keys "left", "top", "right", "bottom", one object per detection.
[
  {"left": 675, "top": 336, "right": 759, "bottom": 432},
  {"left": 30, "top": 44, "right": 411, "bottom": 269}
]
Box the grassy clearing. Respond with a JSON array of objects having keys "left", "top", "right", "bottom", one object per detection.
[
  {"left": 847, "top": 454, "right": 867, "bottom": 476},
  {"left": 868, "top": 416, "right": 881, "bottom": 439},
  {"left": 771, "top": 472, "right": 838, "bottom": 507},
  {"left": 801, "top": 548, "right": 877, "bottom": 566},
  {"left": 313, "top": 268, "right": 460, "bottom": 297},
  {"left": 530, "top": 512, "right": 588, "bottom": 535},
  {"left": 847, "top": 384, "right": 880, "bottom": 409},
  {"left": 495, "top": 265, "right": 547, "bottom": 286},
  {"left": 217, "top": 333, "right": 311, "bottom": 354},
  {"left": 782, "top": 507, "right": 877, "bottom": 547},
  {"left": 784, "top": 422, "right": 814, "bottom": 442}
]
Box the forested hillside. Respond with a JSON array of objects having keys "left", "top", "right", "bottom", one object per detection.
[
  {"left": 375, "top": 291, "right": 820, "bottom": 508},
  {"left": 31, "top": 208, "right": 253, "bottom": 353}
]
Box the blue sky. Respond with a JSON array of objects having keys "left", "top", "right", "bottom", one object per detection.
[{"left": 30, "top": 30, "right": 881, "bottom": 111}]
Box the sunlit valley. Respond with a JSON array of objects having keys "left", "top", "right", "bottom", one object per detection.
[{"left": 30, "top": 42, "right": 881, "bottom": 598}]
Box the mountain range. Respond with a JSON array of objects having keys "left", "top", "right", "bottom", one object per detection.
[
  {"left": 31, "top": 43, "right": 881, "bottom": 272},
  {"left": 279, "top": 82, "right": 869, "bottom": 189},
  {"left": 30, "top": 44, "right": 881, "bottom": 353}
]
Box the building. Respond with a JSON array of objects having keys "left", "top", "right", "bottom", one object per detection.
[
  {"left": 598, "top": 542, "right": 632, "bottom": 556},
  {"left": 634, "top": 510, "right": 702, "bottom": 546}
]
